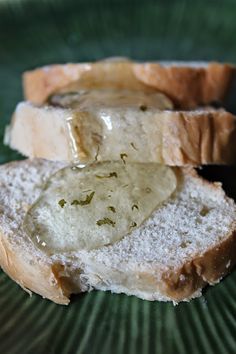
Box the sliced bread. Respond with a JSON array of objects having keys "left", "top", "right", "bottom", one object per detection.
[
  {"left": 23, "top": 60, "right": 235, "bottom": 108},
  {"left": 0, "top": 159, "right": 235, "bottom": 304},
  {"left": 6, "top": 99, "right": 236, "bottom": 165}
]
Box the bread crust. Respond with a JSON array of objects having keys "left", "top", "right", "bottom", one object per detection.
[
  {"left": 159, "top": 175, "right": 236, "bottom": 301},
  {"left": 162, "top": 228, "right": 236, "bottom": 301},
  {"left": 23, "top": 61, "right": 235, "bottom": 109},
  {"left": 0, "top": 159, "right": 73, "bottom": 305},
  {"left": 161, "top": 109, "right": 236, "bottom": 165},
  {"left": 0, "top": 230, "right": 71, "bottom": 304},
  {"left": 134, "top": 62, "right": 235, "bottom": 109}
]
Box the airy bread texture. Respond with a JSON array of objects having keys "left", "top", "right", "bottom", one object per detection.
[
  {"left": 23, "top": 60, "right": 235, "bottom": 108},
  {"left": 0, "top": 159, "right": 235, "bottom": 304},
  {"left": 7, "top": 101, "right": 236, "bottom": 166}
]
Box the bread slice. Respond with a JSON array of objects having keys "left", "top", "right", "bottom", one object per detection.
[
  {"left": 23, "top": 60, "right": 235, "bottom": 108},
  {"left": 6, "top": 101, "right": 236, "bottom": 165},
  {"left": 0, "top": 159, "right": 235, "bottom": 304}
]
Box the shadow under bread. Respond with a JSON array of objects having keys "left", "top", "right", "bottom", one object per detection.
[{"left": 197, "top": 165, "right": 236, "bottom": 201}]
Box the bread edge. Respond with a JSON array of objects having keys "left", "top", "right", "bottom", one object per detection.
[
  {"left": 161, "top": 171, "right": 236, "bottom": 301},
  {"left": 0, "top": 227, "right": 72, "bottom": 305},
  {"left": 161, "top": 227, "right": 236, "bottom": 302}
]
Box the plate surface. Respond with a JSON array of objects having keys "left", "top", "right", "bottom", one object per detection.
[{"left": 0, "top": 1, "right": 236, "bottom": 353}]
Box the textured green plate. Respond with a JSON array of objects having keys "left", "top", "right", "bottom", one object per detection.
[{"left": 0, "top": 1, "right": 236, "bottom": 353}]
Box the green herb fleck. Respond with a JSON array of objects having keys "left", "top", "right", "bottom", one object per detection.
[
  {"left": 200, "top": 206, "right": 210, "bottom": 216},
  {"left": 71, "top": 191, "right": 95, "bottom": 206},
  {"left": 120, "top": 153, "right": 128, "bottom": 164},
  {"left": 145, "top": 187, "right": 152, "bottom": 193},
  {"left": 94, "top": 145, "right": 100, "bottom": 161},
  {"left": 96, "top": 172, "right": 118, "bottom": 179},
  {"left": 96, "top": 218, "right": 116, "bottom": 227},
  {"left": 107, "top": 206, "right": 116, "bottom": 213},
  {"left": 132, "top": 204, "right": 139, "bottom": 211},
  {"left": 130, "top": 221, "right": 137, "bottom": 228},
  {"left": 140, "top": 104, "right": 147, "bottom": 111},
  {"left": 58, "top": 199, "right": 67, "bottom": 208},
  {"left": 130, "top": 142, "right": 138, "bottom": 151}
]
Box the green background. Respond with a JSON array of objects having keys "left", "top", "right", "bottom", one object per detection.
[{"left": 0, "top": 0, "right": 236, "bottom": 353}]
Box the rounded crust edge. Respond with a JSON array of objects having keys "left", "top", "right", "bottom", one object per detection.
[
  {"left": 161, "top": 227, "right": 236, "bottom": 302},
  {"left": 0, "top": 229, "right": 71, "bottom": 305},
  {"left": 133, "top": 62, "right": 236, "bottom": 109},
  {"left": 160, "top": 109, "right": 236, "bottom": 166},
  {"left": 159, "top": 169, "right": 236, "bottom": 302}
]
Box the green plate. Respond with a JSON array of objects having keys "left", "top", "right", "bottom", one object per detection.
[{"left": 0, "top": 1, "right": 236, "bottom": 353}]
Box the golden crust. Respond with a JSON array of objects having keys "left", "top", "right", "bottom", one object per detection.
[
  {"left": 0, "top": 230, "right": 71, "bottom": 304},
  {"left": 162, "top": 228, "right": 236, "bottom": 301},
  {"left": 133, "top": 62, "right": 235, "bottom": 109},
  {"left": 23, "top": 61, "right": 235, "bottom": 109},
  {"left": 160, "top": 174, "right": 236, "bottom": 301},
  {"left": 160, "top": 109, "right": 236, "bottom": 165}
]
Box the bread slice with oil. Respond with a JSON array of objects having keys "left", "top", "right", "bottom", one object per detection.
[
  {"left": 6, "top": 95, "right": 236, "bottom": 166},
  {"left": 0, "top": 159, "right": 235, "bottom": 304},
  {"left": 23, "top": 60, "right": 235, "bottom": 109}
]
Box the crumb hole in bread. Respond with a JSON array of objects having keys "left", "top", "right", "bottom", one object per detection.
[
  {"left": 200, "top": 206, "right": 211, "bottom": 216},
  {"left": 196, "top": 217, "right": 202, "bottom": 224},
  {"left": 180, "top": 242, "right": 188, "bottom": 248},
  {"left": 180, "top": 240, "right": 192, "bottom": 248}
]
